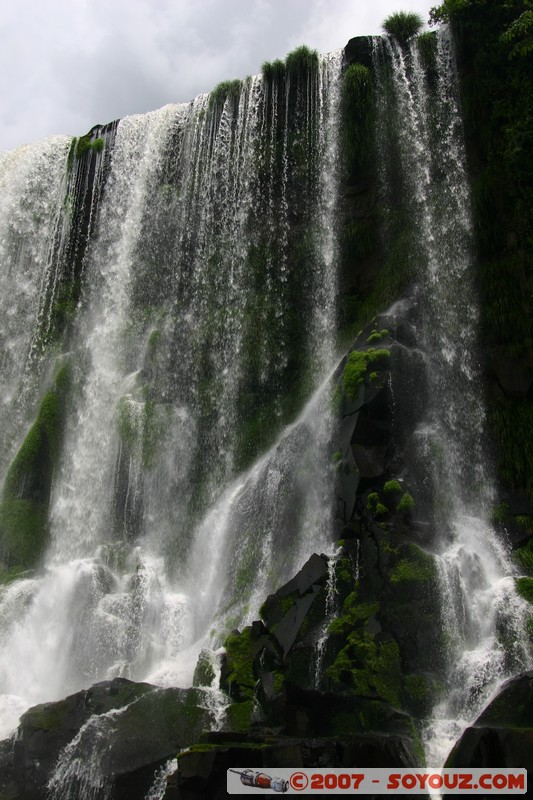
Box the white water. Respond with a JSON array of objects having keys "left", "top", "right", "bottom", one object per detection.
[
  {"left": 375, "top": 29, "right": 531, "bottom": 765},
  {"left": 313, "top": 551, "right": 341, "bottom": 688},
  {"left": 0, "top": 137, "right": 71, "bottom": 477},
  {"left": 0, "top": 54, "right": 342, "bottom": 740},
  {"left": 144, "top": 758, "right": 178, "bottom": 800}
]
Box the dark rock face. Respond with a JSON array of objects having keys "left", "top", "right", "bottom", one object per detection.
[
  {"left": 167, "top": 730, "right": 417, "bottom": 800},
  {"left": 344, "top": 36, "right": 374, "bottom": 69},
  {"left": 10, "top": 678, "right": 213, "bottom": 800},
  {"left": 446, "top": 671, "right": 533, "bottom": 776}
]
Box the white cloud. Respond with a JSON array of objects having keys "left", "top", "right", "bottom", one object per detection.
[{"left": 0, "top": 0, "right": 436, "bottom": 152}]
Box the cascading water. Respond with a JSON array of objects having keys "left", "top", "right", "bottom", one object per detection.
[
  {"left": 0, "top": 51, "right": 342, "bottom": 740},
  {"left": 0, "top": 27, "right": 529, "bottom": 791},
  {"left": 0, "top": 137, "right": 71, "bottom": 476},
  {"left": 374, "top": 29, "right": 531, "bottom": 765}
]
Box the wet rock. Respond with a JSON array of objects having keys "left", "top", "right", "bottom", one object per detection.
[
  {"left": 169, "top": 730, "right": 417, "bottom": 800},
  {"left": 344, "top": 36, "right": 374, "bottom": 69},
  {"left": 278, "top": 554, "right": 329, "bottom": 597},
  {"left": 13, "top": 679, "right": 213, "bottom": 800},
  {"left": 446, "top": 671, "right": 533, "bottom": 773}
]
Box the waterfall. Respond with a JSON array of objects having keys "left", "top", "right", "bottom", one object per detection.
[
  {"left": 0, "top": 52, "right": 342, "bottom": 740},
  {"left": 0, "top": 137, "right": 71, "bottom": 477},
  {"left": 374, "top": 29, "right": 531, "bottom": 765}
]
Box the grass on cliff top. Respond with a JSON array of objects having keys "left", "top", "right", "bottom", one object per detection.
[{"left": 382, "top": 11, "right": 424, "bottom": 42}]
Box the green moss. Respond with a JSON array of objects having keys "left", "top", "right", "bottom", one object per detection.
[
  {"left": 397, "top": 493, "right": 415, "bottom": 513},
  {"left": 382, "top": 11, "right": 424, "bottom": 42},
  {"left": 0, "top": 564, "right": 32, "bottom": 585},
  {"left": 224, "top": 628, "right": 256, "bottom": 700},
  {"left": 327, "top": 625, "right": 402, "bottom": 707},
  {"left": 383, "top": 480, "right": 402, "bottom": 495},
  {"left": 74, "top": 135, "right": 104, "bottom": 158},
  {"left": 491, "top": 503, "right": 510, "bottom": 524},
  {"left": 226, "top": 700, "right": 254, "bottom": 732},
  {"left": 367, "top": 492, "right": 380, "bottom": 511},
  {"left": 516, "top": 577, "right": 533, "bottom": 603},
  {"left": 23, "top": 699, "right": 71, "bottom": 731},
  {"left": 390, "top": 545, "right": 436, "bottom": 584},
  {"left": 342, "top": 348, "right": 390, "bottom": 400},
  {"left": 366, "top": 328, "right": 389, "bottom": 344},
  {"left": 0, "top": 501, "right": 47, "bottom": 567},
  {"left": 0, "top": 366, "right": 70, "bottom": 567},
  {"left": 3, "top": 392, "right": 60, "bottom": 498}
]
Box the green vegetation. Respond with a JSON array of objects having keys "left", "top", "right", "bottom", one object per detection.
[
  {"left": 0, "top": 565, "right": 31, "bottom": 585},
  {"left": 342, "top": 63, "right": 374, "bottom": 180},
  {"left": 342, "top": 348, "right": 390, "bottom": 400},
  {"left": 367, "top": 491, "right": 388, "bottom": 517},
  {"left": 397, "top": 492, "right": 415, "bottom": 513},
  {"left": 390, "top": 544, "right": 436, "bottom": 584},
  {"left": 224, "top": 628, "right": 257, "bottom": 700},
  {"left": 285, "top": 45, "right": 319, "bottom": 80},
  {"left": 417, "top": 30, "right": 438, "bottom": 69},
  {"left": 382, "top": 11, "right": 424, "bottom": 42},
  {"left": 209, "top": 79, "right": 242, "bottom": 109},
  {"left": 0, "top": 501, "right": 47, "bottom": 567},
  {"left": 74, "top": 135, "right": 104, "bottom": 159},
  {"left": 327, "top": 592, "right": 402, "bottom": 707},
  {"left": 0, "top": 365, "right": 71, "bottom": 568},
  {"left": 516, "top": 537, "right": 533, "bottom": 574},
  {"left": 491, "top": 503, "right": 510, "bottom": 524},
  {"left": 261, "top": 59, "right": 285, "bottom": 83},
  {"left": 515, "top": 576, "right": 533, "bottom": 603},
  {"left": 367, "top": 329, "right": 389, "bottom": 344},
  {"left": 383, "top": 480, "right": 402, "bottom": 495},
  {"left": 226, "top": 700, "right": 254, "bottom": 731}
]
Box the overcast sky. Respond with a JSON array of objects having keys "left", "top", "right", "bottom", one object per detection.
[{"left": 0, "top": 0, "right": 436, "bottom": 152}]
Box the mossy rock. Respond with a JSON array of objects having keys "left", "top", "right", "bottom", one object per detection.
[
  {"left": 516, "top": 537, "right": 533, "bottom": 574},
  {"left": 402, "top": 674, "right": 442, "bottom": 718},
  {"left": 225, "top": 701, "right": 255, "bottom": 732},
  {"left": 224, "top": 627, "right": 269, "bottom": 702},
  {"left": 193, "top": 650, "right": 217, "bottom": 688},
  {"left": 0, "top": 365, "right": 71, "bottom": 567},
  {"left": 0, "top": 501, "right": 47, "bottom": 568},
  {"left": 389, "top": 544, "right": 436, "bottom": 585},
  {"left": 515, "top": 576, "right": 533, "bottom": 603},
  {"left": 0, "top": 565, "right": 33, "bottom": 585},
  {"left": 342, "top": 348, "right": 390, "bottom": 401}
]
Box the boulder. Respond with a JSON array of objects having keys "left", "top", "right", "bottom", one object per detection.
[
  {"left": 446, "top": 671, "right": 533, "bottom": 774},
  {"left": 13, "top": 678, "right": 213, "bottom": 800},
  {"left": 344, "top": 36, "right": 374, "bottom": 69},
  {"left": 169, "top": 730, "right": 418, "bottom": 800}
]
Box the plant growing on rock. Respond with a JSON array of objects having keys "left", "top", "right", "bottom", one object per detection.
[
  {"left": 383, "top": 480, "right": 402, "bottom": 495},
  {"left": 397, "top": 492, "right": 415, "bottom": 513},
  {"left": 285, "top": 45, "right": 319, "bottom": 80},
  {"left": 382, "top": 11, "right": 424, "bottom": 43}
]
